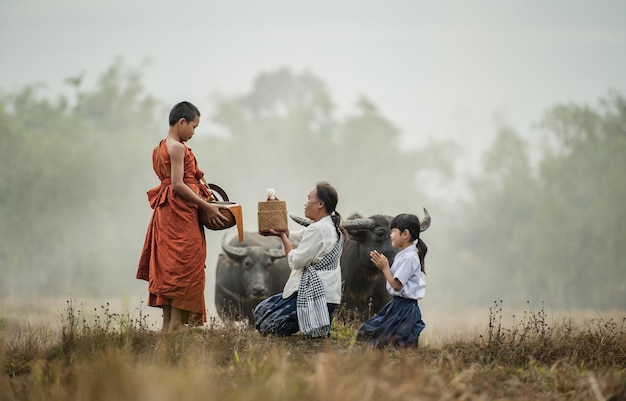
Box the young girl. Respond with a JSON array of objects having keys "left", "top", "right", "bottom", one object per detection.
[{"left": 356, "top": 213, "right": 429, "bottom": 348}]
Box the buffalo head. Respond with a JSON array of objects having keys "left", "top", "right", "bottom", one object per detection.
[{"left": 215, "top": 232, "right": 291, "bottom": 324}]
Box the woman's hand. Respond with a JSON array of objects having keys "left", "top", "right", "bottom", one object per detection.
[
  {"left": 261, "top": 228, "right": 289, "bottom": 236},
  {"left": 370, "top": 250, "right": 390, "bottom": 272},
  {"left": 260, "top": 229, "right": 293, "bottom": 254}
]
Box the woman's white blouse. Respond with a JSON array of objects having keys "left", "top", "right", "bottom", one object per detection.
[{"left": 281, "top": 215, "right": 342, "bottom": 304}]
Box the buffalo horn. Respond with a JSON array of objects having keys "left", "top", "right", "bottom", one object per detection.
[
  {"left": 221, "top": 234, "right": 248, "bottom": 258},
  {"left": 341, "top": 218, "right": 376, "bottom": 231},
  {"left": 291, "top": 214, "right": 377, "bottom": 231},
  {"left": 420, "top": 207, "right": 431, "bottom": 232},
  {"left": 264, "top": 248, "right": 286, "bottom": 258},
  {"left": 290, "top": 214, "right": 312, "bottom": 227}
]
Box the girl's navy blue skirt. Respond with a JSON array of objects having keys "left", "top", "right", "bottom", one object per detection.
[
  {"left": 254, "top": 292, "right": 338, "bottom": 336},
  {"left": 356, "top": 296, "right": 426, "bottom": 348}
]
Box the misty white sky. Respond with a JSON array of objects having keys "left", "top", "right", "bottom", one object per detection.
[{"left": 2, "top": 0, "right": 625, "bottom": 169}]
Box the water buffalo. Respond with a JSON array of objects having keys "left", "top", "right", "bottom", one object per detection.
[
  {"left": 215, "top": 232, "right": 291, "bottom": 324},
  {"left": 291, "top": 208, "right": 431, "bottom": 318}
]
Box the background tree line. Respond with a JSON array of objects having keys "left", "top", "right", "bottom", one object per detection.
[{"left": 0, "top": 60, "right": 623, "bottom": 310}]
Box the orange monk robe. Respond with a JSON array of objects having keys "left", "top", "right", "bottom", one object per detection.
[{"left": 137, "top": 141, "right": 212, "bottom": 323}]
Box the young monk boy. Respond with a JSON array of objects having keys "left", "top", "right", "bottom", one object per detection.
[{"left": 137, "top": 101, "right": 229, "bottom": 333}]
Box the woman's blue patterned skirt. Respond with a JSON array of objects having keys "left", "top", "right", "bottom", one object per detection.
[{"left": 254, "top": 292, "right": 338, "bottom": 336}]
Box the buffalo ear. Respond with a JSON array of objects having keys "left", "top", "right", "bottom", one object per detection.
[
  {"left": 345, "top": 229, "right": 369, "bottom": 243},
  {"left": 346, "top": 213, "right": 363, "bottom": 220}
]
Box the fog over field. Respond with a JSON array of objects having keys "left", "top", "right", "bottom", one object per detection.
[{"left": 1, "top": 0, "right": 625, "bottom": 329}]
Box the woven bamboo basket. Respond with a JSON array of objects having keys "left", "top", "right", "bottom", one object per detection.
[{"left": 258, "top": 200, "right": 288, "bottom": 233}]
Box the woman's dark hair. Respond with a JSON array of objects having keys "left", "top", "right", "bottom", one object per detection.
[
  {"left": 169, "top": 101, "right": 201, "bottom": 126},
  {"left": 315, "top": 181, "right": 342, "bottom": 229},
  {"left": 390, "top": 213, "right": 428, "bottom": 273}
]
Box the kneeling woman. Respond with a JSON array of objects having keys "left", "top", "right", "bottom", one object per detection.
[
  {"left": 254, "top": 182, "right": 343, "bottom": 338},
  {"left": 357, "top": 213, "right": 430, "bottom": 348}
]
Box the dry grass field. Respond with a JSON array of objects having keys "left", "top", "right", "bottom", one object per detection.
[{"left": 1, "top": 298, "right": 624, "bottom": 401}]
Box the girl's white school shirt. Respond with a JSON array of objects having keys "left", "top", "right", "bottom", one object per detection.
[
  {"left": 281, "top": 215, "right": 342, "bottom": 304},
  {"left": 387, "top": 245, "right": 426, "bottom": 300}
]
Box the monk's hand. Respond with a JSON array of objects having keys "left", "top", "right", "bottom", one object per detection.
[
  {"left": 205, "top": 202, "right": 229, "bottom": 227},
  {"left": 370, "top": 250, "right": 389, "bottom": 272}
]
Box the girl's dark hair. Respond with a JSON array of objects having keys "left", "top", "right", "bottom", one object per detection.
[
  {"left": 390, "top": 213, "right": 428, "bottom": 273},
  {"left": 315, "top": 181, "right": 342, "bottom": 230},
  {"left": 169, "top": 101, "right": 201, "bottom": 126}
]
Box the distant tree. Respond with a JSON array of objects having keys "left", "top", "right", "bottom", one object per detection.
[
  {"left": 0, "top": 84, "right": 93, "bottom": 294},
  {"left": 334, "top": 95, "right": 453, "bottom": 214},
  {"left": 0, "top": 60, "right": 162, "bottom": 297},
  {"left": 200, "top": 68, "right": 338, "bottom": 200},
  {"left": 441, "top": 124, "right": 537, "bottom": 304},
  {"left": 447, "top": 91, "right": 626, "bottom": 308},
  {"left": 532, "top": 91, "right": 626, "bottom": 307},
  {"left": 213, "top": 67, "right": 335, "bottom": 142}
]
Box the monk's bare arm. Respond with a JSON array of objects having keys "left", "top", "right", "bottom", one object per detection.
[{"left": 167, "top": 140, "right": 227, "bottom": 222}]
